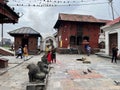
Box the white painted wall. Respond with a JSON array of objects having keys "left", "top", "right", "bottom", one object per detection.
[
  {"left": 102, "top": 23, "right": 120, "bottom": 55},
  {"left": 117, "top": 29, "right": 120, "bottom": 54},
  {"left": 105, "top": 30, "right": 109, "bottom": 54}
]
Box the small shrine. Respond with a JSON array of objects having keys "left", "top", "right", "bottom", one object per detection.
[{"left": 8, "top": 27, "right": 42, "bottom": 54}]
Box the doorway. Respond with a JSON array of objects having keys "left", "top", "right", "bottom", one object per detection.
[
  {"left": 22, "top": 38, "right": 28, "bottom": 48},
  {"left": 83, "top": 36, "right": 89, "bottom": 41},
  {"left": 109, "top": 33, "right": 118, "bottom": 55}
]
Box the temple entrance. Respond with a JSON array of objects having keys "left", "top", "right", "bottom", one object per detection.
[{"left": 22, "top": 38, "right": 28, "bottom": 48}]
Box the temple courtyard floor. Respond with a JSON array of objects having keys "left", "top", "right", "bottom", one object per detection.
[{"left": 0, "top": 53, "right": 120, "bottom": 90}]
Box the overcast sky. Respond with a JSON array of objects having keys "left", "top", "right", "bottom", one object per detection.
[{"left": 0, "top": 0, "right": 120, "bottom": 41}]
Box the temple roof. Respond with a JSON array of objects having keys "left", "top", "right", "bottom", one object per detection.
[
  {"left": 54, "top": 13, "right": 110, "bottom": 28},
  {"left": 0, "top": 1, "right": 19, "bottom": 24},
  {"left": 8, "top": 27, "right": 42, "bottom": 37},
  {"left": 101, "top": 16, "right": 120, "bottom": 29},
  {"left": 59, "top": 13, "right": 107, "bottom": 22}
]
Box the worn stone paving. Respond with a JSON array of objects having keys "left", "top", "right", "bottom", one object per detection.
[
  {"left": 0, "top": 54, "right": 120, "bottom": 90},
  {"left": 0, "top": 55, "right": 38, "bottom": 90},
  {"left": 46, "top": 54, "right": 120, "bottom": 90}
]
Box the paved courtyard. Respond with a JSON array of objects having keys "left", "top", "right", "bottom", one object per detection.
[
  {"left": 47, "top": 54, "right": 120, "bottom": 90},
  {"left": 0, "top": 53, "right": 120, "bottom": 90}
]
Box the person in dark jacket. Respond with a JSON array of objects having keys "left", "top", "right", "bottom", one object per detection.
[
  {"left": 51, "top": 45, "right": 56, "bottom": 63},
  {"left": 111, "top": 44, "right": 118, "bottom": 63},
  {"left": 16, "top": 46, "right": 23, "bottom": 59}
]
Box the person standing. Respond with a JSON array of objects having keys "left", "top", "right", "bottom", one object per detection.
[
  {"left": 51, "top": 45, "right": 56, "bottom": 63},
  {"left": 45, "top": 45, "right": 50, "bottom": 56},
  {"left": 86, "top": 45, "right": 91, "bottom": 56},
  {"left": 47, "top": 51, "right": 52, "bottom": 64},
  {"left": 111, "top": 44, "right": 118, "bottom": 63},
  {"left": 16, "top": 46, "right": 23, "bottom": 59},
  {"left": 23, "top": 44, "right": 28, "bottom": 61},
  {"left": 85, "top": 44, "right": 91, "bottom": 56}
]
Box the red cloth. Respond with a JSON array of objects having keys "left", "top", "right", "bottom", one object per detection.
[{"left": 47, "top": 52, "right": 51, "bottom": 63}]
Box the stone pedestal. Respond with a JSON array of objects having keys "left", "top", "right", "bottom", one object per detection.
[{"left": 0, "top": 58, "right": 9, "bottom": 68}]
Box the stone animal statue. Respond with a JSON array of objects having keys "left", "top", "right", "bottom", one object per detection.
[
  {"left": 27, "top": 63, "right": 46, "bottom": 82},
  {"left": 37, "top": 61, "right": 49, "bottom": 74}
]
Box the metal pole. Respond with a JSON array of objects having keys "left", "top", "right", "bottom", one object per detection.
[
  {"left": 109, "top": 0, "right": 114, "bottom": 20},
  {"left": 1, "top": 24, "right": 3, "bottom": 47}
]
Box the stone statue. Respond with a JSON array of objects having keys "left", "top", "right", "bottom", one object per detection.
[
  {"left": 27, "top": 63, "right": 46, "bottom": 82},
  {"left": 37, "top": 61, "right": 49, "bottom": 74}
]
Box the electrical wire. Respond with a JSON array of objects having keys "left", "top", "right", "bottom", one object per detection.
[{"left": 8, "top": 1, "right": 108, "bottom": 7}]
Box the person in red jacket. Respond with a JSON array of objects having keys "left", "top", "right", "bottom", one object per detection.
[{"left": 47, "top": 51, "right": 52, "bottom": 64}]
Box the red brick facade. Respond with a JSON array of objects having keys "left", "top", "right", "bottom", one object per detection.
[
  {"left": 14, "top": 35, "right": 38, "bottom": 55},
  {"left": 82, "top": 23, "right": 100, "bottom": 48},
  {"left": 54, "top": 14, "right": 108, "bottom": 53},
  {"left": 8, "top": 27, "right": 41, "bottom": 55},
  {"left": 57, "top": 22, "right": 101, "bottom": 49}
]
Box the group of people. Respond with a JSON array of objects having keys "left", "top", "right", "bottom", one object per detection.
[
  {"left": 84, "top": 43, "right": 119, "bottom": 63},
  {"left": 16, "top": 43, "right": 119, "bottom": 64},
  {"left": 16, "top": 43, "right": 56, "bottom": 63},
  {"left": 16, "top": 44, "right": 28, "bottom": 60},
  {"left": 45, "top": 44, "right": 56, "bottom": 64}
]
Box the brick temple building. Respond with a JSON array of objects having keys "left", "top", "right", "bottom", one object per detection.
[
  {"left": 54, "top": 13, "right": 109, "bottom": 53},
  {"left": 8, "top": 27, "right": 42, "bottom": 55}
]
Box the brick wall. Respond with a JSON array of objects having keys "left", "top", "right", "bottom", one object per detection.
[
  {"left": 57, "top": 22, "right": 101, "bottom": 54},
  {"left": 83, "top": 23, "right": 99, "bottom": 48},
  {"left": 28, "top": 37, "right": 38, "bottom": 54},
  {"left": 58, "top": 22, "right": 77, "bottom": 48},
  {"left": 58, "top": 22, "right": 100, "bottom": 47},
  {"left": 14, "top": 36, "right": 39, "bottom": 55}
]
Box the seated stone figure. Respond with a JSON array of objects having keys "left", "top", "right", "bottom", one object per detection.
[
  {"left": 27, "top": 63, "right": 46, "bottom": 82},
  {"left": 37, "top": 61, "right": 49, "bottom": 74}
]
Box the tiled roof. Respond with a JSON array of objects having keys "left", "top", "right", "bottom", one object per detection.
[
  {"left": 101, "top": 16, "right": 120, "bottom": 29},
  {"left": 107, "top": 16, "right": 120, "bottom": 26},
  {"left": 8, "top": 27, "right": 41, "bottom": 37},
  {"left": 54, "top": 13, "right": 109, "bottom": 28},
  {"left": 59, "top": 13, "right": 108, "bottom": 23}
]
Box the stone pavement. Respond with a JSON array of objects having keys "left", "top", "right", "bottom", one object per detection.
[
  {"left": 0, "top": 53, "right": 120, "bottom": 90},
  {"left": 46, "top": 54, "right": 120, "bottom": 90},
  {"left": 0, "top": 55, "right": 39, "bottom": 90},
  {"left": 0, "top": 55, "right": 33, "bottom": 75}
]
